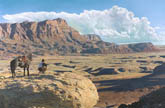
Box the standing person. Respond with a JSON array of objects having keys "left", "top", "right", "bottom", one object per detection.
[{"left": 38, "top": 59, "right": 47, "bottom": 74}]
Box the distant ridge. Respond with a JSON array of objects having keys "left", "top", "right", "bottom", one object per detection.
[{"left": 0, "top": 18, "right": 160, "bottom": 56}]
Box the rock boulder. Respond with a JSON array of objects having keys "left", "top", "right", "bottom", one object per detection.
[{"left": 0, "top": 73, "right": 99, "bottom": 108}]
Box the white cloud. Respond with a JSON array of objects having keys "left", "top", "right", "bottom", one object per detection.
[{"left": 2, "top": 6, "right": 165, "bottom": 44}]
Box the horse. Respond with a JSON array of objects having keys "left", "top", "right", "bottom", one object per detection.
[{"left": 10, "top": 53, "right": 32, "bottom": 78}]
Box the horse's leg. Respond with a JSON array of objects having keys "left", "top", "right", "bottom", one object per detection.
[
  {"left": 14, "top": 71, "right": 16, "bottom": 77},
  {"left": 27, "top": 66, "right": 30, "bottom": 76},
  {"left": 12, "top": 72, "right": 14, "bottom": 78},
  {"left": 11, "top": 69, "right": 15, "bottom": 78},
  {"left": 11, "top": 70, "right": 14, "bottom": 78},
  {"left": 24, "top": 67, "right": 26, "bottom": 76}
]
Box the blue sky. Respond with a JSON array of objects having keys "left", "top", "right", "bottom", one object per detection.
[
  {"left": 0, "top": 0, "right": 165, "bottom": 44},
  {"left": 0, "top": 0, "right": 164, "bottom": 26}
]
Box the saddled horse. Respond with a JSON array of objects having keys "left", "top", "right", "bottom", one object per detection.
[{"left": 10, "top": 53, "right": 32, "bottom": 78}]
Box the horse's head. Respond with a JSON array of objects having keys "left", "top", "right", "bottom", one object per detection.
[
  {"left": 17, "top": 56, "right": 26, "bottom": 68},
  {"left": 17, "top": 56, "right": 22, "bottom": 62}
]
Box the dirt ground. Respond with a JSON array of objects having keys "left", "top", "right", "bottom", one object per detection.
[{"left": 1, "top": 52, "right": 165, "bottom": 108}]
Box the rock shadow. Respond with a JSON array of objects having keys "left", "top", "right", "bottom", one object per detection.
[
  {"left": 69, "top": 61, "right": 80, "bottom": 64},
  {"left": 54, "top": 63, "right": 62, "bottom": 66},
  {"left": 93, "top": 68, "right": 118, "bottom": 76},
  {"left": 54, "top": 70, "right": 72, "bottom": 73},
  {"left": 62, "top": 65, "right": 76, "bottom": 69},
  {"left": 94, "top": 63, "right": 165, "bottom": 92}
]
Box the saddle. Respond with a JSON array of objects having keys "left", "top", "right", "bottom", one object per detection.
[{"left": 22, "top": 56, "right": 27, "bottom": 63}]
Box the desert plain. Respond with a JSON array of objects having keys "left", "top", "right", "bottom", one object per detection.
[{"left": 1, "top": 52, "right": 165, "bottom": 108}]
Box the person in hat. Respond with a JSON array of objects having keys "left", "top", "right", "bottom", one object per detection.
[{"left": 38, "top": 59, "right": 47, "bottom": 74}]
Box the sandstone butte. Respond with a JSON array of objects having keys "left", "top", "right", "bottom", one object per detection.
[
  {"left": 0, "top": 73, "right": 99, "bottom": 108},
  {"left": 0, "top": 18, "right": 159, "bottom": 57}
]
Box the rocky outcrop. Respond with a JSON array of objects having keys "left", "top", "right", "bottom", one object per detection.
[
  {"left": 0, "top": 73, "right": 99, "bottom": 108},
  {"left": 118, "top": 87, "right": 165, "bottom": 108},
  {"left": 118, "top": 64, "right": 165, "bottom": 108},
  {"left": 0, "top": 18, "right": 159, "bottom": 56},
  {"left": 83, "top": 34, "right": 102, "bottom": 41},
  {"left": 127, "top": 42, "right": 158, "bottom": 52},
  {"left": 153, "top": 63, "right": 165, "bottom": 73}
]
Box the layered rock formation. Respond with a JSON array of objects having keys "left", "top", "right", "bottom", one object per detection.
[
  {"left": 0, "top": 73, "right": 99, "bottom": 108},
  {"left": 83, "top": 34, "right": 102, "bottom": 41},
  {"left": 0, "top": 18, "right": 159, "bottom": 56}
]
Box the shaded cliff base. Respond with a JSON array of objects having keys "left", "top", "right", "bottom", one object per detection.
[{"left": 119, "top": 87, "right": 165, "bottom": 108}]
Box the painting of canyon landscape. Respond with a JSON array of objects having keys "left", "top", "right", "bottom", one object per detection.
[{"left": 0, "top": 0, "right": 165, "bottom": 108}]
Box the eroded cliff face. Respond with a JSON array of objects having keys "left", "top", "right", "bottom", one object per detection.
[
  {"left": 0, "top": 18, "right": 159, "bottom": 56},
  {"left": 0, "top": 18, "right": 88, "bottom": 56}
]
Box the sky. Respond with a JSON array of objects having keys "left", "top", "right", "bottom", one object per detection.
[{"left": 0, "top": 0, "right": 165, "bottom": 44}]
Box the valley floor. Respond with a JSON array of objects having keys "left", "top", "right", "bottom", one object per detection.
[{"left": 1, "top": 52, "right": 165, "bottom": 108}]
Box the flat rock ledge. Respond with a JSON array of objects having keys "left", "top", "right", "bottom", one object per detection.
[{"left": 0, "top": 73, "right": 99, "bottom": 108}]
